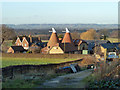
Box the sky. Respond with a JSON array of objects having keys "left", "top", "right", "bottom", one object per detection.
[{"left": 1, "top": 2, "right": 118, "bottom": 24}]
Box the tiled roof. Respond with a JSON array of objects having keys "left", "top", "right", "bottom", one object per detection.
[
  {"left": 73, "top": 39, "right": 87, "bottom": 46},
  {"left": 26, "top": 37, "right": 41, "bottom": 43},
  {"left": 30, "top": 42, "right": 46, "bottom": 48},
  {"left": 84, "top": 40, "right": 110, "bottom": 45},
  {"left": 32, "top": 37, "right": 42, "bottom": 43},
  {"left": 112, "top": 42, "right": 120, "bottom": 45},
  {"left": 59, "top": 43, "right": 77, "bottom": 53},
  {"left": 18, "top": 36, "right": 42, "bottom": 46},
  {"left": 62, "top": 33, "right": 73, "bottom": 43},
  {"left": 100, "top": 43, "right": 120, "bottom": 50},
  {"left": 84, "top": 40, "right": 111, "bottom": 51},
  {"left": 41, "top": 43, "right": 77, "bottom": 54},
  {"left": 41, "top": 47, "right": 48, "bottom": 54},
  {"left": 19, "top": 37, "right": 23, "bottom": 42},
  {"left": 88, "top": 43, "right": 95, "bottom": 51},
  {"left": 101, "top": 43, "right": 117, "bottom": 49},
  {"left": 11, "top": 46, "right": 25, "bottom": 52},
  {"left": 47, "top": 32, "right": 59, "bottom": 48}
]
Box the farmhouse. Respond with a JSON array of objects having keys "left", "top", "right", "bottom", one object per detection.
[
  {"left": 7, "top": 46, "right": 26, "bottom": 53},
  {"left": 8, "top": 28, "right": 119, "bottom": 55},
  {"left": 29, "top": 43, "right": 42, "bottom": 53},
  {"left": 101, "top": 43, "right": 120, "bottom": 54},
  {"left": 7, "top": 35, "right": 45, "bottom": 53},
  {"left": 15, "top": 36, "right": 23, "bottom": 46},
  {"left": 72, "top": 39, "right": 110, "bottom": 54},
  {"left": 41, "top": 28, "right": 77, "bottom": 54},
  {"left": 15, "top": 35, "right": 42, "bottom": 50},
  {"left": 93, "top": 43, "right": 120, "bottom": 56},
  {"left": 73, "top": 39, "right": 88, "bottom": 54},
  {"left": 85, "top": 40, "right": 111, "bottom": 54}
]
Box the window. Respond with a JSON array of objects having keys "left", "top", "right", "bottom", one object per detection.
[
  {"left": 18, "top": 43, "right": 19, "bottom": 45},
  {"left": 25, "top": 44, "right": 27, "bottom": 46}
]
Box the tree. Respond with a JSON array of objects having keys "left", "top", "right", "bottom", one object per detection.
[
  {"left": 2, "top": 25, "right": 16, "bottom": 44},
  {"left": 80, "top": 29, "right": 98, "bottom": 40},
  {"left": 109, "top": 30, "right": 118, "bottom": 38},
  {"left": 1, "top": 25, "right": 16, "bottom": 52},
  {"left": 100, "top": 34, "right": 107, "bottom": 40},
  {"left": 58, "top": 34, "right": 64, "bottom": 38},
  {"left": 71, "top": 31, "right": 80, "bottom": 39},
  {"left": 98, "top": 29, "right": 110, "bottom": 39}
]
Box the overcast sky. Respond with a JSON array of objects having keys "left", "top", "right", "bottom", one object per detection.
[{"left": 2, "top": 2, "right": 118, "bottom": 24}]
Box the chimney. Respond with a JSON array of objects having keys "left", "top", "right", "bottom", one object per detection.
[
  {"left": 38, "top": 36, "right": 41, "bottom": 42},
  {"left": 22, "top": 37, "right": 26, "bottom": 39},
  {"left": 28, "top": 35, "right": 32, "bottom": 43}
]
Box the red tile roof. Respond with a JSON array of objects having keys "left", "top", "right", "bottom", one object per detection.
[
  {"left": 62, "top": 32, "right": 73, "bottom": 43},
  {"left": 47, "top": 32, "right": 59, "bottom": 48}
]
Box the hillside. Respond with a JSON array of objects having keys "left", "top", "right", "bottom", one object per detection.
[{"left": 6, "top": 24, "right": 118, "bottom": 30}]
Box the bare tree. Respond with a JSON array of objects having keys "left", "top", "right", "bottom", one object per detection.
[
  {"left": 2, "top": 24, "right": 16, "bottom": 44},
  {"left": 71, "top": 31, "right": 80, "bottom": 39}
]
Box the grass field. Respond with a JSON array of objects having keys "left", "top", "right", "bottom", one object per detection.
[
  {"left": 107, "top": 38, "right": 119, "bottom": 43},
  {"left": 2, "top": 57, "right": 78, "bottom": 68},
  {"left": 41, "top": 40, "right": 49, "bottom": 42},
  {"left": 2, "top": 53, "right": 87, "bottom": 68}
]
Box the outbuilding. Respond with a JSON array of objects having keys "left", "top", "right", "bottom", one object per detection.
[{"left": 7, "top": 46, "right": 26, "bottom": 53}]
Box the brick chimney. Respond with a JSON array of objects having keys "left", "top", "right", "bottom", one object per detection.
[
  {"left": 28, "top": 35, "right": 32, "bottom": 43},
  {"left": 38, "top": 36, "right": 41, "bottom": 42},
  {"left": 22, "top": 37, "right": 26, "bottom": 39}
]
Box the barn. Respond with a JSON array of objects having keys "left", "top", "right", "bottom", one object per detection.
[{"left": 41, "top": 28, "right": 77, "bottom": 54}]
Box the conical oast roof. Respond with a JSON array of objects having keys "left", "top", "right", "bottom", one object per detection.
[
  {"left": 62, "top": 28, "right": 73, "bottom": 43},
  {"left": 47, "top": 30, "right": 59, "bottom": 48}
]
